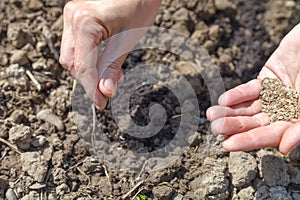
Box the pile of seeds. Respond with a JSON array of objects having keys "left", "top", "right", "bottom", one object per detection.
[{"left": 260, "top": 78, "right": 299, "bottom": 123}]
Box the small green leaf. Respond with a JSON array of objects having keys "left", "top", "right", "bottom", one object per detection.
[{"left": 139, "top": 194, "right": 148, "bottom": 200}]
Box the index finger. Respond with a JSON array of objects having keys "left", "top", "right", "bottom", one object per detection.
[{"left": 218, "top": 79, "right": 262, "bottom": 106}]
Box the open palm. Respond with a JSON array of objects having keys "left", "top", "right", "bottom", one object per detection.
[{"left": 206, "top": 24, "right": 300, "bottom": 154}]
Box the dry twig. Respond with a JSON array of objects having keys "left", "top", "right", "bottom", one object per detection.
[
  {"left": 26, "top": 70, "right": 42, "bottom": 91},
  {"left": 0, "top": 138, "right": 22, "bottom": 154},
  {"left": 121, "top": 180, "right": 144, "bottom": 200}
]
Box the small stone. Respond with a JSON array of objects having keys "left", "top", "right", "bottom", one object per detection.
[
  {"left": 285, "top": 0, "right": 296, "bottom": 8},
  {"left": 9, "top": 124, "right": 32, "bottom": 150},
  {"left": 0, "top": 176, "right": 8, "bottom": 190},
  {"left": 56, "top": 183, "right": 70, "bottom": 196},
  {"left": 228, "top": 152, "right": 257, "bottom": 187},
  {"left": 32, "top": 61, "right": 47, "bottom": 70},
  {"left": 29, "top": 182, "right": 46, "bottom": 190},
  {"left": 5, "top": 64, "right": 24, "bottom": 76},
  {"left": 31, "top": 135, "right": 47, "bottom": 147},
  {"left": 172, "top": 7, "right": 190, "bottom": 22},
  {"left": 8, "top": 109, "right": 25, "bottom": 124},
  {"left": 255, "top": 185, "right": 270, "bottom": 199},
  {"left": 209, "top": 25, "right": 220, "bottom": 41},
  {"left": 152, "top": 185, "right": 174, "bottom": 200},
  {"left": 260, "top": 155, "right": 290, "bottom": 187},
  {"left": 5, "top": 188, "right": 17, "bottom": 200},
  {"left": 48, "top": 193, "right": 58, "bottom": 200},
  {"left": 10, "top": 50, "right": 29, "bottom": 66},
  {"left": 28, "top": 0, "right": 43, "bottom": 10},
  {"left": 188, "top": 132, "right": 202, "bottom": 147},
  {"left": 7, "top": 23, "right": 27, "bottom": 48},
  {"left": 21, "top": 152, "right": 48, "bottom": 182},
  {"left": 36, "top": 41, "right": 47, "bottom": 52},
  {"left": 237, "top": 186, "right": 255, "bottom": 200},
  {"left": 0, "top": 53, "right": 8, "bottom": 66},
  {"left": 214, "top": 0, "right": 236, "bottom": 11},
  {"left": 175, "top": 61, "right": 198, "bottom": 77},
  {"left": 269, "top": 186, "right": 292, "bottom": 200},
  {"left": 36, "top": 109, "right": 64, "bottom": 131},
  {"left": 20, "top": 191, "right": 39, "bottom": 200}
]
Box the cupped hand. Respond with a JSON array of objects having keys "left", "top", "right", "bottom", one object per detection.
[
  {"left": 59, "top": 0, "right": 161, "bottom": 109},
  {"left": 206, "top": 23, "right": 300, "bottom": 154}
]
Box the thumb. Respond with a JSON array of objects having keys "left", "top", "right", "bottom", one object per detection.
[
  {"left": 279, "top": 121, "right": 300, "bottom": 154},
  {"left": 98, "top": 54, "right": 127, "bottom": 97}
]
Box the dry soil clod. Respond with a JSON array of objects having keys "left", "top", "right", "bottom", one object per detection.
[{"left": 260, "top": 78, "right": 300, "bottom": 123}]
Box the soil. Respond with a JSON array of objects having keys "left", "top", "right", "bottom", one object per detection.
[{"left": 0, "top": 0, "right": 300, "bottom": 200}]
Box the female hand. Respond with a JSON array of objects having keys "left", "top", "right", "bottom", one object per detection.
[
  {"left": 59, "top": 0, "right": 161, "bottom": 109},
  {"left": 207, "top": 23, "right": 300, "bottom": 154}
]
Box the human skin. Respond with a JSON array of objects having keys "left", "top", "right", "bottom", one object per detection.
[
  {"left": 207, "top": 23, "right": 300, "bottom": 154},
  {"left": 59, "top": 0, "right": 161, "bottom": 109}
]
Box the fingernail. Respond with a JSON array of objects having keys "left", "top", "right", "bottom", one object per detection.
[
  {"left": 103, "top": 79, "right": 116, "bottom": 95},
  {"left": 218, "top": 94, "right": 226, "bottom": 105}
]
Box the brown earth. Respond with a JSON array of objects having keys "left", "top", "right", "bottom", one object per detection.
[{"left": 0, "top": 0, "right": 300, "bottom": 199}]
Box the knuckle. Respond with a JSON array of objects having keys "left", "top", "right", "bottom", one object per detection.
[
  {"left": 74, "top": 59, "right": 86, "bottom": 74},
  {"left": 63, "top": 1, "right": 75, "bottom": 15},
  {"left": 59, "top": 56, "right": 70, "bottom": 69},
  {"left": 73, "top": 8, "right": 90, "bottom": 28}
]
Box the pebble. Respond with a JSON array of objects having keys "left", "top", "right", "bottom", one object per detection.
[
  {"left": 10, "top": 50, "right": 29, "bottom": 66},
  {"left": 36, "top": 109, "right": 64, "bottom": 131},
  {"left": 31, "top": 135, "right": 47, "bottom": 147},
  {"left": 5, "top": 64, "right": 24, "bottom": 77},
  {"left": 152, "top": 185, "right": 174, "bottom": 200},
  {"left": 237, "top": 186, "right": 255, "bottom": 200},
  {"left": 8, "top": 109, "right": 25, "bottom": 124},
  {"left": 56, "top": 183, "right": 70, "bottom": 196},
  {"left": 175, "top": 61, "right": 198, "bottom": 77},
  {"left": 29, "top": 182, "right": 46, "bottom": 190},
  {"left": 269, "top": 186, "right": 292, "bottom": 200},
  {"left": 7, "top": 23, "right": 27, "bottom": 48},
  {"left": 28, "top": 0, "right": 44, "bottom": 10},
  {"left": 9, "top": 124, "right": 32, "bottom": 150},
  {"left": 0, "top": 176, "right": 8, "bottom": 190},
  {"left": 214, "top": 0, "right": 236, "bottom": 11},
  {"left": 5, "top": 188, "right": 17, "bottom": 200}
]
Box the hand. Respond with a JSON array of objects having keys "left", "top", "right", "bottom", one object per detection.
[
  {"left": 59, "top": 0, "right": 161, "bottom": 109},
  {"left": 206, "top": 23, "right": 300, "bottom": 154}
]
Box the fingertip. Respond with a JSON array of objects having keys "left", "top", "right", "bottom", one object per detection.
[
  {"left": 211, "top": 118, "right": 225, "bottom": 135},
  {"left": 206, "top": 107, "right": 214, "bottom": 121},
  {"left": 222, "top": 137, "right": 236, "bottom": 152},
  {"left": 218, "top": 93, "right": 226, "bottom": 106},
  {"left": 98, "top": 78, "right": 117, "bottom": 98}
]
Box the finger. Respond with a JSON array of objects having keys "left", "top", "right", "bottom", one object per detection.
[
  {"left": 211, "top": 112, "right": 269, "bottom": 135},
  {"left": 72, "top": 8, "right": 109, "bottom": 108},
  {"left": 218, "top": 79, "right": 262, "bottom": 107},
  {"left": 206, "top": 100, "right": 262, "bottom": 121},
  {"left": 73, "top": 8, "right": 108, "bottom": 74},
  {"left": 222, "top": 121, "right": 292, "bottom": 152},
  {"left": 279, "top": 121, "right": 300, "bottom": 154},
  {"left": 98, "top": 53, "right": 128, "bottom": 98},
  {"left": 97, "top": 28, "right": 149, "bottom": 97},
  {"left": 59, "top": 1, "right": 76, "bottom": 70},
  {"left": 76, "top": 48, "right": 108, "bottom": 108}
]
